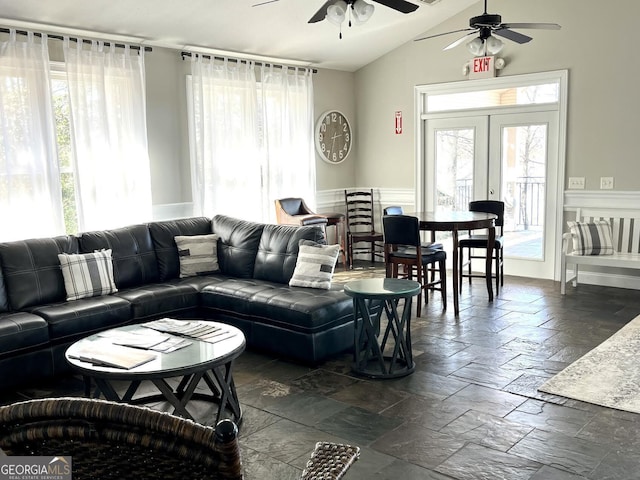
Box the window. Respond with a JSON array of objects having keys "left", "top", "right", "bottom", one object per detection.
[
  {"left": 51, "top": 67, "right": 78, "bottom": 234},
  {"left": 187, "top": 59, "right": 315, "bottom": 223}
]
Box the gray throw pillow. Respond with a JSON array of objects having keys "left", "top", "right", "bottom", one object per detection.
[
  {"left": 175, "top": 234, "right": 220, "bottom": 277},
  {"left": 289, "top": 240, "right": 340, "bottom": 290}
]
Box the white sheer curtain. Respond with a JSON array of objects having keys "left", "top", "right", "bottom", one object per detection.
[
  {"left": 189, "top": 56, "right": 262, "bottom": 221},
  {"left": 63, "top": 39, "right": 152, "bottom": 232},
  {"left": 188, "top": 56, "right": 315, "bottom": 223},
  {"left": 0, "top": 30, "right": 64, "bottom": 241},
  {"left": 261, "top": 65, "right": 315, "bottom": 223}
]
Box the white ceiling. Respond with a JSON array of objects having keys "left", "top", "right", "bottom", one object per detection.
[{"left": 0, "top": 0, "right": 480, "bottom": 71}]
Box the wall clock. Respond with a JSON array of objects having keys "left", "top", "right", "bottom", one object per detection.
[{"left": 315, "top": 110, "right": 352, "bottom": 164}]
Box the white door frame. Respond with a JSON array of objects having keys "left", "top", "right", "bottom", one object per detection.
[{"left": 415, "top": 70, "right": 568, "bottom": 281}]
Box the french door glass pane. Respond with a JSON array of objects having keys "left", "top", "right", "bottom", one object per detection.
[
  {"left": 436, "top": 128, "right": 474, "bottom": 212},
  {"left": 501, "top": 124, "right": 547, "bottom": 260}
]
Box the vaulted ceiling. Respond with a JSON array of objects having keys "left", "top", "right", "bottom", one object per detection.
[{"left": 0, "top": 0, "right": 479, "bottom": 71}]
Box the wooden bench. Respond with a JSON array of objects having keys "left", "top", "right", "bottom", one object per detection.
[{"left": 561, "top": 207, "right": 640, "bottom": 294}]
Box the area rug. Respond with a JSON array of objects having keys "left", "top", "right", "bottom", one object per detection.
[{"left": 538, "top": 314, "right": 640, "bottom": 414}]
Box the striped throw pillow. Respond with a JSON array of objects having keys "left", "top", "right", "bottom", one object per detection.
[
  {"left": 567, "top": 220, "right": 615, "bottom": 255},
  {"left": 289, "top": 240, "right": 340, "bottom": 290},
  {"left": 58, "top": 249, "right": 118, "bottom": 301},
  {"left": 175, "top": 234, "right": 219, "bottom": 278}
]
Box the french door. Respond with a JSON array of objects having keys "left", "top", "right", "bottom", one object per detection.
[{"left": 425, "top": 110, "right": 559, "bottom": 279}]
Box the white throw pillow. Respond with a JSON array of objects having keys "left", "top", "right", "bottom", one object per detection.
[
  {"left": 567, "top": 220, "right": 615, "bottom": 256},
  {"left": 175, "top": 234, "right": 220, "bottom": 278},
  {"left": 58, "top": 249, "right": 118, "bottom": 301},
  {"left": 289, "top": 240, "right": 340, "bottom": 290}
]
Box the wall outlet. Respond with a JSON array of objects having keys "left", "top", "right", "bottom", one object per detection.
[
  {"left": 600, "top": 177, "right": 614, "bottom": 189},
  {"left": 568, "top": 177, "right": 585, "bottom": 189}
]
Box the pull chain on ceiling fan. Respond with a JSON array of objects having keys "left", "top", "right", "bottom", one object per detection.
[{"left": 414, "top": 0, "right": 561, "bottom": 55}]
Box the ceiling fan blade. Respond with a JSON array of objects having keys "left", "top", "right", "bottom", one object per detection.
[
  {"left": 444, "top": 31, "right": 477, "bottom": 50},
  {"left": 308, "top": 0, "right": 334, "bottom": 23},
  {"left": 414, "top": 28, "right": 474, "bottom": 43},
  {"left": 493, "top": 28, "right": 532, "bottom": 44},
  {"left": 501, "top": 22, "right": 561, "bottom": 30},
  {"left": 372, "top": 0, "right": 419, "bottom": 14}
]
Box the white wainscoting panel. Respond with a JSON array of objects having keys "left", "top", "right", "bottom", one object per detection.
[{"left": 152, "top": 203, "right": 194, "bottom": 221}]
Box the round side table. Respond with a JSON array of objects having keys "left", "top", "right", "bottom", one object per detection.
[{"left": 344, "top": 278, "right": 420, "bottom": 379}]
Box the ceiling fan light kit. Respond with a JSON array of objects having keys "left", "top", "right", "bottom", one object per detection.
[
  {"left": 303, "top": 0, "right": 418, "bottom": 38},
  {"left": 415, "top": 0, "right": 561, "bottom": 57},
  {"left": 325, "top": 0, "right": 376, "bottom": 36}
]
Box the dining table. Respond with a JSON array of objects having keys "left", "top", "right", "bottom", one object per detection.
[{"left": 404, "top": 211, "right": 497, "bottom": 316}]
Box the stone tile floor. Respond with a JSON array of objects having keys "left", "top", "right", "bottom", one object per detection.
[{"left": 3, "top": 269, "right": 640, "bottom": 479}]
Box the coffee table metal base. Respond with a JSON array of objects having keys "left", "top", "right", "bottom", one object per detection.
[{"left": 83, "top": 361, "right": 242, "bottom": 425}]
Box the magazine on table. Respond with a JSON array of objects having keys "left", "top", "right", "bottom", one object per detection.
[
  {"left": 142, "top": 318, "right": 236, "bottom": 344},
  {"left": 98, "top": 328, "right": 192, "bottom": 353},
  {"left": 69, "top": 340, "right": 157, "bottom": 369}
]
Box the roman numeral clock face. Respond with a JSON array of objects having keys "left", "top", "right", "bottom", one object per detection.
[{"left": 315, "top": 110, "right": 352, "bottom": 164}]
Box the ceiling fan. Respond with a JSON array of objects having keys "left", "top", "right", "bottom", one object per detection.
[
  {"left": 415, "top": 0, "right": 561, "bottom": 55},
  {"left": 252, "top": 0, "right": 418, "bottom": 24},
  {"left": 306, "top": 0, "right": 418, "bottom": 24}
]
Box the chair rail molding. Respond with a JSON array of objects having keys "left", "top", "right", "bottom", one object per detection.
[{"left": 564, "top": 190, "right": 640, "bottom": 210}]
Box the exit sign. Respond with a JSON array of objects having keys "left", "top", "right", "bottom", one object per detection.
[{"left": 469, "top": 55, "right": 496, "bottom": 79}]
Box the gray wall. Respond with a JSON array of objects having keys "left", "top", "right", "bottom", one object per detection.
[{"left": 353, "top": 0, "right": 640, "bottom": 192}]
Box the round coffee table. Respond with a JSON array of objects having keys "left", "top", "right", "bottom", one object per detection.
[
  {"left": 344, "top": 278, "right": 421, "bottom": 379},
  {"left": 65, "top": 320, "right": 245, "bottom": 426}
]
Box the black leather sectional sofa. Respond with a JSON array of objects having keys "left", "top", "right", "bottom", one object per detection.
[{"left": 0, "top": 215, "right": 355, "bottom": 390}]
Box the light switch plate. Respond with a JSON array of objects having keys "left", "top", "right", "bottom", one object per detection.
[
  {"left": 568, "top": 177, "right": 585, "bottom": 189},
  {"left": 600, "top": 177, "right": 614, "bottom": 189}
]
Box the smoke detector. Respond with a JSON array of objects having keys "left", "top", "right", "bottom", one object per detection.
[{"left": 415, "top": 0, "right": 442, "bottom": 5}]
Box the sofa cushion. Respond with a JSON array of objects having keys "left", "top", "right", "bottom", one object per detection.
[
  {"left": 78, "top": 224, "right": 159, "bottom": 289},
  {"left": 0, "top": 236, "right": 79, "bottom": 310},
  {"left": 175, "top": 234, "right": 220, "bottom": 278},
  {"left": 253, "top": 224, "right": 325, "bottom": 284},
  {"left": 58, "top": 249, "right": 118, "bottom": 301},
  {"left": 114, "top": 282, "right": 200, "bottom": 321},
  {"left": 30, "top": 295, "right": 132, "bottom": 344},
  {"left": 0, "top": 312, "right": 50, "bottom": 356},
  {"left": 289, "top": 240, "right": 340, "bottom": 290},
  {"left": 200, "top": 278, "right": 352, "bottom": 333},
  {"left": 212, "top": 215, "right": 264, "bottom": 279},
  {"left": 148, "top": 217, "right": 213, "bottom": 281}
]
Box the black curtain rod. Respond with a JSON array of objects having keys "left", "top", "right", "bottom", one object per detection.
[
  {"left": 181, "top": 51, "right": 316, "bottom": 73},
  {"left": 0, "top": 28, "right": 152, "bottom": 52}
]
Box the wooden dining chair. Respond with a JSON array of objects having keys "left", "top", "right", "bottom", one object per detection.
[
  {"left": 345, "top": 189, "right": 384, "bottom": 269},
  {"left": 383, "top": 214, "right": 447, "bottom": 317},
  {"left": 458, "top": 200, "right": 505, "bottom": 293}
]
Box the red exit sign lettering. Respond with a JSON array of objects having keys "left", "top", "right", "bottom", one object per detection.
[{"left": 469, "top": 55, "right": 495, "bottom": 79}]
